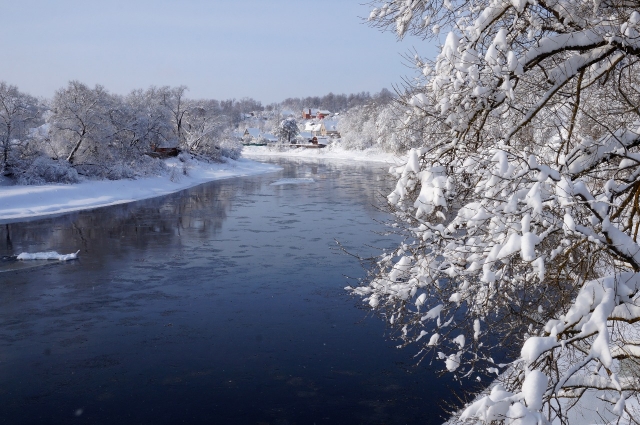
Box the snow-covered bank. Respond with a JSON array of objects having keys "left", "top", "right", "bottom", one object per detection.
[
  {"left": 242, "top": 145, "right": 406, "bottom": 165},
  {"left": 0, "top": 157, "right": 281, "bottom": 222}
]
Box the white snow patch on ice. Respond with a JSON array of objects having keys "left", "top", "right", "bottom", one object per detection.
[{"left": 17, "top": 250, "right": 80, "bottom": 261}]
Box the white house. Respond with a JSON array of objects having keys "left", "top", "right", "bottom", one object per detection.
[
  {"left": 243, "top": 128, "right": 262, "bottom": 140},
  {"left": 304, "top": 122, "right": 323, "bottom": 137},
  {"left": 320, "top": 119, "right": 339, "bottom": 137}
]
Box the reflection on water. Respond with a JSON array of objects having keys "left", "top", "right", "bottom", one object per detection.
[{"left": 0, "top": 158, "right": 460, "bottom": 425}]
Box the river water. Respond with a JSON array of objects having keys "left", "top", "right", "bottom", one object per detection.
[{"left": 0, "top": 158, "right": 459, "bottom": 425}]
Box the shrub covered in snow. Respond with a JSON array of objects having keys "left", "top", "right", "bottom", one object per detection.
[
  {"left": 16, "top": 156, "right": 80, "bottom": 185},
  {"left": 217, "top": 135, "right": 243, "bottom": 160}
]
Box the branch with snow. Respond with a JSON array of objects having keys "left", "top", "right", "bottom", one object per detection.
[{"left": 354, "top": 1, "right": 640, "bottom": 423}]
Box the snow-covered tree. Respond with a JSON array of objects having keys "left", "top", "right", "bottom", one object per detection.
[
  {"left": 47, "top": 83, "right": 173, "bottom": 180},
  {"left": 0, "top": 82, "right": 40, "bottom": 174},
  {"left": 121, "top": 87, "right": 174, "bottom": 153},
  {"left": 49, "top": 81, "right": 113, "bottom": 165},
  {"left": 338, "top": 104, "right": 379, "bottom": 150},
  {"left": 349, "top": 1, "right": 640, "bottom": 423},
  {"left": 159, "top": 85, "right": 189, "bottom": 147},
  {"left": 338, "top": 101, "right": 411, "bottom": 153},
  {"left": 182, "top": 99, "right": 228, "bottom": 154},
  {"left": 274, "top": 117, "right": 300, "bottom": 143}
]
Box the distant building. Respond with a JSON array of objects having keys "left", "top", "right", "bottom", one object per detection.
[
  {"left": 304, "top": 121, "right": 323, "bottom": 137},
  {"left": 320, "top": 119, "right": 339, "bottom": 137},
  {"left": 243, "top": 128, "right": 261, "bottom": 140},
  {"left": 302, "top": 108, "right": 331, "bottom": 119},
  {"left": 302, "top": 108, "right": 317, "bottom": 119},
  {"left": 150, "top": 139, "right": 180, "bottom": 157}
]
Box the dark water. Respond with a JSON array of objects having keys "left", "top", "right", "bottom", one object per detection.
[{"left": 0, "top": 158, "right": 459, "bottom": 425}]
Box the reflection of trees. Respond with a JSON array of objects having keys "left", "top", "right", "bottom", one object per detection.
[{"left": 0, "top": 180, "right": 237, "bottom": 258}]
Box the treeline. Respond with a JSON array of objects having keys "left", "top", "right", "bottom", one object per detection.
[
  {"left": 0, "top": 81, "right": 262, "bottom": 184},
  {"left": 0, "top": 80, "right": 401, "bottom": 185},
  {"left": 274, "top": 88, "right": 395, "bottom": 114}
]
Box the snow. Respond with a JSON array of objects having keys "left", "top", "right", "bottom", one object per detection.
[
  {"left": 445, "top": 353, "right": 461, "bottom": 372},
  {"left": 521, "top": 370, "right": 547, "bottom": 411},
  {"left": 474, "top": 319, "right": 481, "bottom": 340},
  {"left": 422, "top": 304, "right": 444, "bottom": 320},
  {"left": 521, "top": 336, "right": 559, "bottom": 364},
  {"left": 428, "top": 333, "right": 440, "bottom": 346},
  {"left": 453, "top": 334, "right": 466, "bottom": 348},
  {"left": 0, "top": 157, "right": 281, "bottom": 222},
  {"left": 16, "top": 250, "right": 80, "bottom": 261}
]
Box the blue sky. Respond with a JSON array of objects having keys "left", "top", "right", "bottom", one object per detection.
[{"left": 0, "top": 0, "right": 437, "bottom": 104}]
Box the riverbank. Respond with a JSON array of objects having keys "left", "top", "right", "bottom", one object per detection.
[{"left": 0, "top": 157, "right": 281, "bottom": 223}]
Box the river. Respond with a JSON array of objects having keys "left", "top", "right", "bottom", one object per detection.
[{"left": 0, "top": 157, "right": 459, "bottom": 425}]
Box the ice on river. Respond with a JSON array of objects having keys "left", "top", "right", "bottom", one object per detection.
[
  {"left": 270, "top": 178, "right": 315, "bottom": 186},
  {"left": 17, "top": 250, "right": 80, "bottom": 261}
]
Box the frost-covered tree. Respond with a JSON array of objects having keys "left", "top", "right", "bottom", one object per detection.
[
  {"left": 47, "top": 83, "right": 172, "bottom": 180},
  {"left": 338, "top": 102, "right": 412, "bottom": 153},
  {"left": 122, "top": 87, "right": 174, "bottom": 152},
  {"left": 0, "top": 82, "right": 39, "bottom": 174},
  {"left": 349, "top": 1, "right": 640, "bottom": 423},
  {"left": 49, "top": 81, "right": 113, "bottom": 165},
  {"left": 274, "top": 117, "right": 300, "bottom": 143},
  {"left": 182, "top": 99, "right": 228, "bottom": 154},
  {"left": 159, "top": 85, "right": 189, "bottom": 147}
]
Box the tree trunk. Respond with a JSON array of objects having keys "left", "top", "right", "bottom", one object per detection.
[{"left": 67, "top": 135, "right": 85, "bottom": 164}]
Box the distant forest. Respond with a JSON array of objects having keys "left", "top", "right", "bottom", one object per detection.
[{"left": 272, "top": 88, "right": 395, "bottom": 114}]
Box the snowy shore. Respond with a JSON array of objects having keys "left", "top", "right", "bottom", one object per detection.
[{"left": 0, "top": 157, "right": 281, "bottom": 223}]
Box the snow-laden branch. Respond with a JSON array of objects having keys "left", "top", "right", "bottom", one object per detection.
[{"left": 356, "top": 1, "right": 640, "bottom": 423}]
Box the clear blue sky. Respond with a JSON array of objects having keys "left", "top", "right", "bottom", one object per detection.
[{"left": 0, "top": 0, "right": 437, "bottom": 104}]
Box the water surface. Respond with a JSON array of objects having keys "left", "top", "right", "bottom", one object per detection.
[{"left": 0, "top": 158, "right": 459, "bottom": 424}]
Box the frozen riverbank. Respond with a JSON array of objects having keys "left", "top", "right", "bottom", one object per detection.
[{"left": 0, "top": 157, "right": 281, "bottom": 222}]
